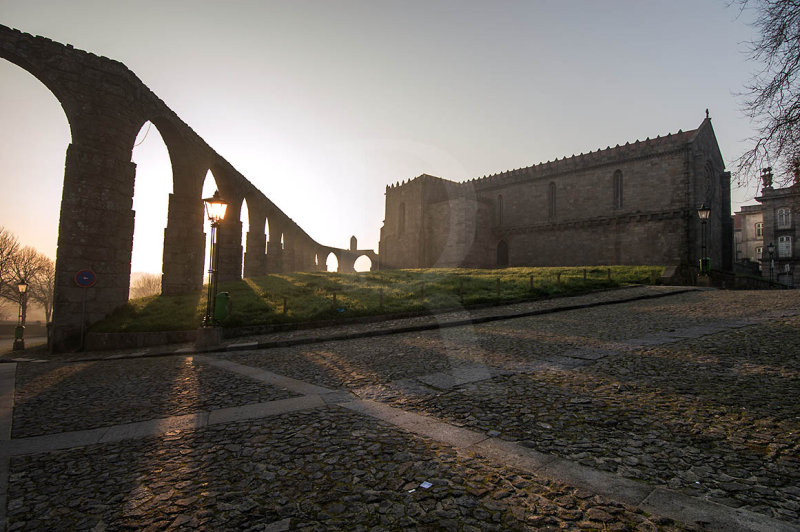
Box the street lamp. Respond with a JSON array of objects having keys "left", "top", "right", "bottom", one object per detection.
[
  {"left": 202, "top": 190, "right": 228, "bottom": 327},
  {"left": 768, "top": 242, "right": 775, "bottom": 283},
  {"left": 12, "top": 279, "right": 27, "bottom": 351},
  {"left": 697, "top": 203, "right": 711, "bottom": 275}
]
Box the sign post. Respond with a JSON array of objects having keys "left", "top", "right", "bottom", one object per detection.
[{"left": 74, "top": 269, "right": 97, "bottom": 350}]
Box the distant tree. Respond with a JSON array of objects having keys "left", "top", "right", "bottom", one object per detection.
[
  {"left": 28, "top": 256, "right": 55, "bottom": 322},
  {"left": 130, "top": 272, "right": 161, "bottom": 299},
  {"left": 0, "top": 227, "right": 20, "bottom": 297},
  {"left": 1, "top": 246, "right": 51, "bottom": 326},
  {"left": 733, "top": 0, "right": 800, "bottom": 186}
]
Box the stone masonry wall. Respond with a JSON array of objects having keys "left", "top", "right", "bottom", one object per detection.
[
  {"left": 0, "top": 25, "right": 350, "bottom": 351},
  {"left": 380, "top": 118, "right": 731, "bottom": 273}
]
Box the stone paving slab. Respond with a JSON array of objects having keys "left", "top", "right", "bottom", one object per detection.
[
  {"left": 11, "top": 356, "right": 300, "bottom": 438},
  {"left": 343, "top": 399, "right": 798, "bottom": 532},
  {"left": 3, "top": 288, "right": 800, "bottom": 531},
  {"left": 377, "top": 313, "right": 800, "bottom": 524},
  {"left": 5, "top": 408, "right": 689, "bottom": 531}
]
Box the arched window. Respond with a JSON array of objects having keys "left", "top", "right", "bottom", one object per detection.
[
  {"left": 548, "top": 182, "right": 556, "bottom": 219},
  {"left": 497, "top": 240, "right": 509, "bottom": 267},
  {"left": 398, "top": 202, "right": 406, "bottom": 235},
  {"left": 777, "top": 207, "right": 791, "bottom": 229},
  {"left": 613, "top": 170, "right": 623, "bottom": 209},
  {"left": 497, "top": 194, "right": 503, "bottom": 225}
]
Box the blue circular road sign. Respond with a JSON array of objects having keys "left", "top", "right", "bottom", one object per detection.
[{"left": 74, "top": 269, "right": 97, "bottom": 288}]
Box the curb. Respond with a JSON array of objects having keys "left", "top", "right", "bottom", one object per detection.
[{"left": 10, "top": 287, "right": 700, "bottom": 364}]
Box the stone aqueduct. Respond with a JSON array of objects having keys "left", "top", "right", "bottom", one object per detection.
[{"left": 0, "top": 25, "right": 378, "bottom": 351}]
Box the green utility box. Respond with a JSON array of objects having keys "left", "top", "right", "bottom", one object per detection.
[{"left": 214, "top": 292, "right": 230, "bottom": 321}]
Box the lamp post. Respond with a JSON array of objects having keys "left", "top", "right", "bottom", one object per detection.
[
  {"left": 768, "top": 242, "right": 775, "bottom": 283},
  {"left": 697, "top": 203, "right": 711, "bottom": 275},
  {"left": 202, "top": 191, "right": 228, "bottom": 327},
  {"left": 12, "top": 279, "right": 27, "bottom": 351}
]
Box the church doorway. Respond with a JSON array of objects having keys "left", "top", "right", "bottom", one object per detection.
[{"left": 497, "top": 240, "right": 509, "bottom": 267}]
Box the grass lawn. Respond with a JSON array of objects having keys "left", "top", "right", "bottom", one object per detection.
[{"left": 91, "top": 266, "right": 665, "bottom": 333}]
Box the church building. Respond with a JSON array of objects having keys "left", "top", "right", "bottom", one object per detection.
[{"left": 378, "top": 115, "right": 733, "bottom": 277}]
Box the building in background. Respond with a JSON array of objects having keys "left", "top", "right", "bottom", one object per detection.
[
  {"left": 379, "top": 116, "right": 733, "bottom": 279},
  {"left": 733, "top": 204, "right": 763, "bottom": 276},
  {"left": 757, "top": 168, "right": 799, "bottom": 287}
]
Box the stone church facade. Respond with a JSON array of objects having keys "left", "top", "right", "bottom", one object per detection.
[{"left": 379, "top": 116, "right": 733, "bottom": 275}]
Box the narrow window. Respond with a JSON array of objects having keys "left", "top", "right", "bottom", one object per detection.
[
  {"left": 548, "top": 182, "right": 556, "bottom": 219},
  {"left": 755, "top": 222, "right": 763, "bottom": 238},
  {"left": 613, "top": 170, "right": 623, "bottom": 209},
  {"left": 778, "top": 235, "right": 792, "bottom": 258},
  {"left": 497, "top": 194, "right": 503, "bottom": 225},
  {"left": 755, "top": 246, "right": 762, "bottom": 260},
  {"left": 777, "top": 208, "right": 791, "bottom": 229},
  {"left": 398, "top": 203, "right": 406, "bottom": 235}
]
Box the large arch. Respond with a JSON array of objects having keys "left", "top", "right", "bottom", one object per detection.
[
  {"left": 130, "top": 121, "right": 172, "bottom": 289},
  {"left": 0, "top": 24, "right": 376, "bottom": 350},
  {"left": 0, "top": 61, "right": 70, "bottom": 260}
]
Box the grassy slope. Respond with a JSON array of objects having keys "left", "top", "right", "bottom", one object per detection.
[{"left": 91, "top": 266, "right": 664, "bottom": 333}]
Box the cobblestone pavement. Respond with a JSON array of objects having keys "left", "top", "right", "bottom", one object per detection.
[
  {"left": 6, "top": 409, "right": 683, "bottom": 531},
  {"left": 12, "top": 356, "right": 300, "bottom": 438},
  {"left": 1, "top": 287, "right": 799, "bottom": 531}
]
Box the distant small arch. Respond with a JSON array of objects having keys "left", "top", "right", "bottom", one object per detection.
[
  {"left": 326, "top": 252, "right": 339, "bottom": 272},
  {"left": 354, "top": 255, "right": 372, "bottom": 272},
  {"left": 497, "top": 240, "right": 509, "bottom": 267}
]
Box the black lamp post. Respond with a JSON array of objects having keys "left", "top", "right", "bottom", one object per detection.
[
  {"left": 768, "top": 242, "right": 775, "bottom": 283},
  {"left": 12, "top": 279, "right": 27, "bottom": 351},
  {"left": 202, "top": 191, "right": 228, "bottom": 327},
  {"left": 697, "top": 203, "right": 711, "bottom": 275}
]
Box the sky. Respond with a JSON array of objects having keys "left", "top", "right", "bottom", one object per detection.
[{"left": 0, "top": 0, "right": 765, "bottom": 275}]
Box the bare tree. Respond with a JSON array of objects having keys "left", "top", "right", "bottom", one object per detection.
[
  {"left": 734, "top": 0, "right": 800, "bottom": 186},
  {"left": 0, "top": 246, "right": 48, "bottom": 326},
  {"left": 0, "top": 227, "right": 20, "bottom": 298},
  {"left": 129, "top": 272, "right": 162, "bottom": 299},
  {"left": 28, "top": 256, "right": 55, "bottom": 322}
]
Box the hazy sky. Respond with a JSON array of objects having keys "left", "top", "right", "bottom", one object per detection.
[{"left": 0, "top": 1, "right": 763, "bottom": 274}]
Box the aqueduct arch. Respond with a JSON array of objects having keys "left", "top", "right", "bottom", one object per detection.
[{"left": 0, "top": 25, "right": 370, "bottom": 351}]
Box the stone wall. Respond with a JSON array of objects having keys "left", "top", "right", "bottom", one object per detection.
[
  {"left": 380, "top": 117, "right": 732, "bottom": 273},
  {"left": 0, "top": 24, "right": 355, "bottom": 351}
]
